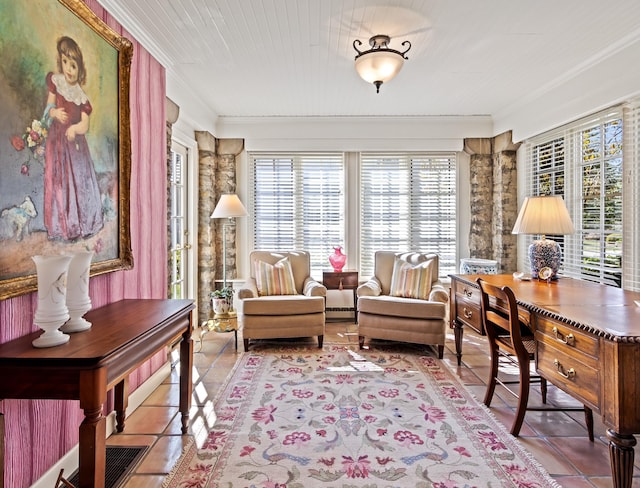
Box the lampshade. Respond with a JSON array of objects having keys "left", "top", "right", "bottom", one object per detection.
[
  {"left": 511, "top": 195, "right": 574, "bottom": 236},
  {"left": 512, "top": 195, "right": 574, "bottom": 280},
  {"left": 353, "top": 35, "right": 411, "bottom": 93},
  {"left": 210, "top": 194, "right": 248, "bottom": 219}
]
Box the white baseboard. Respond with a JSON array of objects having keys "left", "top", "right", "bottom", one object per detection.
[{"left": 31, "top": 361, "right": 172, "bottom": 488}]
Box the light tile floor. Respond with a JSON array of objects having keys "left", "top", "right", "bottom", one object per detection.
[{"left": 110, "top": 322, "right": 638, "bottom": 488}]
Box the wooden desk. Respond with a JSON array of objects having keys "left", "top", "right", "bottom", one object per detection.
[
  {"left": 449, "top": 274, "right": 640, "bottom": 488},
  {"left": 0, "top": 299, "right": 194, "bottom": 488}
]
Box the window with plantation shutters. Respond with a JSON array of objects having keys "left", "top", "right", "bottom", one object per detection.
[
  {"left": 249, "top": 153, "right": 344, "bottom": 278},
  {"left": 359, "top": 153, "right": 457, "bottom": 279},
  {"left": 521, "top": 106, "right": 640, "bottom": 290}
]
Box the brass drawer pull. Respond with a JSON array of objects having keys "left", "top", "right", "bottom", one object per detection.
[
  {"left": 462, "top": 287, "right": 473, "bottom": 298},
  {"left": 552, "top": 326, "right": 575, "bottom": 346},
  {"left": 463, "top": 307, "right": 473, "bottom": 319},
  {"left": 554, "top": 359, "right": 576, "bottom": 379}
]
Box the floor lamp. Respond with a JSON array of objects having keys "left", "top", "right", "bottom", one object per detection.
[{"left": 210, "top": 194, "right": 248, "bottom": 289}]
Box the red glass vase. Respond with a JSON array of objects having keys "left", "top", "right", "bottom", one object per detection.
[{"left": 329, "top": 246, "right": 347, "bottom": 272}]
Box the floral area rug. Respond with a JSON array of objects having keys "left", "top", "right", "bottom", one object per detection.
[{"left": 163, "top": 344, "right": 559, "bottom": 488}]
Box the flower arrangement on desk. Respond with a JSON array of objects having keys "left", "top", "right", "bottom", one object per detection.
[{"left": 211, "top": 287, "right": 234, "bottom": 315}]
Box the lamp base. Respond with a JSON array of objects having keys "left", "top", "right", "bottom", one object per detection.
[{"left": 528, "top": 238, "right": 562, "bottom": 279}]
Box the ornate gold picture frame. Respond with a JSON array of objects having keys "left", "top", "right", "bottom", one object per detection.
[{"left": 0, "top": 0, "right": 133, "bottom": 300}]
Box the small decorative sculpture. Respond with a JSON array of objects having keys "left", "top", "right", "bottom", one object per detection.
[{"left": 329, "top": 246, "right": 347, "bottom": 272}]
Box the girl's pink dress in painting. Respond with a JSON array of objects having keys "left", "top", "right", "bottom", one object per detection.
[{"left": 44, "top": 72, "right": 103, "bottom": 241}]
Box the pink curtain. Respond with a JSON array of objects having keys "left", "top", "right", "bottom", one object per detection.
[{"left": 0, "top": 1, "right": 168, "bottom": 485}]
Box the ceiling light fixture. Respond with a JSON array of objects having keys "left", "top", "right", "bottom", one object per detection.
[{"left": 353, "top": 34, "right": 411, "bottom": 93}]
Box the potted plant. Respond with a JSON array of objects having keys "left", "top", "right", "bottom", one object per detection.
[{"left": 211, "top": 286, "right": 234, "bottom": 315}]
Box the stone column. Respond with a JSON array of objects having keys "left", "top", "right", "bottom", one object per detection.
[
  {"left": 213, "top": 139, "right": 244, "bottom": 285},
  {"left": 195, "top": 133, "right": 244, "bottom": 323},
  {"left": 463, "top": 131, "right": 520, "bottom": 273},
  {"left": 492, "top": 132, "right": 520, "bottom": 272},
  {"left": 464, "top": 138, "right": 493, "bottom": 260}
]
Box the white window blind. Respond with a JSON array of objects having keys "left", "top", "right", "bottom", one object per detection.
[
  {"left": 523, "top": 107, "right": 628, "bottom": 288},
  {"left": 359, "top": 153, "right": 457, "bottom": 279},
  {"left": 623, "top": 101, "right": 640, "bottom": 291},
  {"left": 249, "top": 153, "right": 345, "bottom": 278}
]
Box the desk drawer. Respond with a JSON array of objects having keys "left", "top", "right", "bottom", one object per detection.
[
  {"left": 453, "top": 279, "right": 481, "bottom": 303},
  {"left": 537, "top": 339, "right": 599, "bottom": 408},
  {"left": 455, "top": 298, "right": 483, "bottom": 334},
  {"left": 452, "top": 279, "right": 483, "bottom": 334},
  {"left": 536, "top": 317, "right": 600, "bottom": 359}
]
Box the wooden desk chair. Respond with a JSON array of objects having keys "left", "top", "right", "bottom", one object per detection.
[{"left": 477, "top": 278, "right": 594, "bottom": 440}]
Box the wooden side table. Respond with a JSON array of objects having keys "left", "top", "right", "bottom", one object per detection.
[{"left": 323, "top": 270, "right": 358, "bottom": 322}]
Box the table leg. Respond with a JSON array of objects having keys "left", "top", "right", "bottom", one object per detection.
[
  {"left": 607, "top": 429, "right": 636, "bottom": 488},
  {"left": 78, "top": 368, "right": 107, "bottom": 488},
  {"left": 179, "top": 319, "right": 194, "bottom": 434},
  {"left": 1, "top": 413, "right": 4, "bottom": 488},
  {"left": 114, "top": 377, "right": 129, "bottom": 433}
]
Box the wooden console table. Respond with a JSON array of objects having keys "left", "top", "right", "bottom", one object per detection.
[
  {"left": 450, "top": 274, "right": 640, "bottom": 488},
  {"left": 0, "top": 299, "right": 195, "bottom": 488}
]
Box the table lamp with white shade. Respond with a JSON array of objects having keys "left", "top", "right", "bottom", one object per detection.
[
  {"left": 210, "top": 194, "right": 248, "bottom": 289},
  {"left": 511, "top": 195, "right": 574, "bottom": 279}
]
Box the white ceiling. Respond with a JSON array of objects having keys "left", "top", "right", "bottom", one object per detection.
[{"left": 98, "top": 0, "right": 640, "bottom": 137}]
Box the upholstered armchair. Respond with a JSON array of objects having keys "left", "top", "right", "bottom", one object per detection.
[
  {"left": 236, "top": 250, "right": 326, "bottom": 351},
  {"left": 356, "top": 251, "right": 449, "bottom": 358}
]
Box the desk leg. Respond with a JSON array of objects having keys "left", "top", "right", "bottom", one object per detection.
[
  {"left": 78, "top": 368, "right": 107, "bottom": 488},
  {"left": 114, "top": 377, "right": 129, "bottom": 433},
  {"left": 453, "top": 320, "right": 464, "bottom": 366},
  {"left": 179, "top": 323, "right": 194, "bottom": 434},
  {"left": 607, "top": 429, "right": 636, "bottom": 488},
  {"left": 352, "top": 289, "right": 358, "bottom": 323}
]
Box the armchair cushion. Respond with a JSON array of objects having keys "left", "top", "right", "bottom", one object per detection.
[
  {"left": 254, "top": 257, "right": 296, "bottom": 296},
  {"left": 241, "top": 294, "right": 325, "bottom": 316},
  {"left": 358, "top": 295, "right": 446, "bottom": 320},
  {"left": 389, "top": 257, "right": 434, "bottom": 300}
]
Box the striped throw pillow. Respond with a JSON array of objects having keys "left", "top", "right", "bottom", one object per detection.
[
  {"left": 254, "top": 257, "right": 297, "bottom": 296},
  {"left": 389, "top": 257, "right": 433, "bottom": 300}
]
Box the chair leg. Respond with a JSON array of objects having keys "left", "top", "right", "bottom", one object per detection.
[
  {"left": 318, "top": 335, "right": 323, "bottom": 348},
  {"left": 540, "top": 377, "right": 548, "bottom": 404},
  {"left": 484, "top": 344, "right": 499, "bottom": 407},
  {"left": 436, "top": 344, "right": 444, "bottom": 359},
  {"left": 243, "top": 338, "right": 249, "bottom": 352},
  {"left": 358, "top": 335, "right": 365, "bottom": 350},
  {"left": 584, "top": 406, "right": 594, "bottom": 442},
  {"left": 511, "top": 358, "right": 531, "bottom": 437}
]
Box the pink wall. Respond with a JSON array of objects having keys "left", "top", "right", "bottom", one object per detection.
[{"left": 0, "top": 1, "right": 168, "bottom": 485}]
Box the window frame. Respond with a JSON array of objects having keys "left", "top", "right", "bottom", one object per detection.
[{"left": 521, "top": 106, "right": 635, "bottom": 289}]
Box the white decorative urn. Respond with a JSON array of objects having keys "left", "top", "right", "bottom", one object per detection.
[
  {"left": 62, "top": 251, "right": 93, "bottom": 333},
  {"left": 32, "top": 254, "right": 73, "bottom": 348}
]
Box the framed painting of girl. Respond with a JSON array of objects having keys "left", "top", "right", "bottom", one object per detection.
[{"left": 0, "top": 0, "right": 133, "bottom": 299}]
